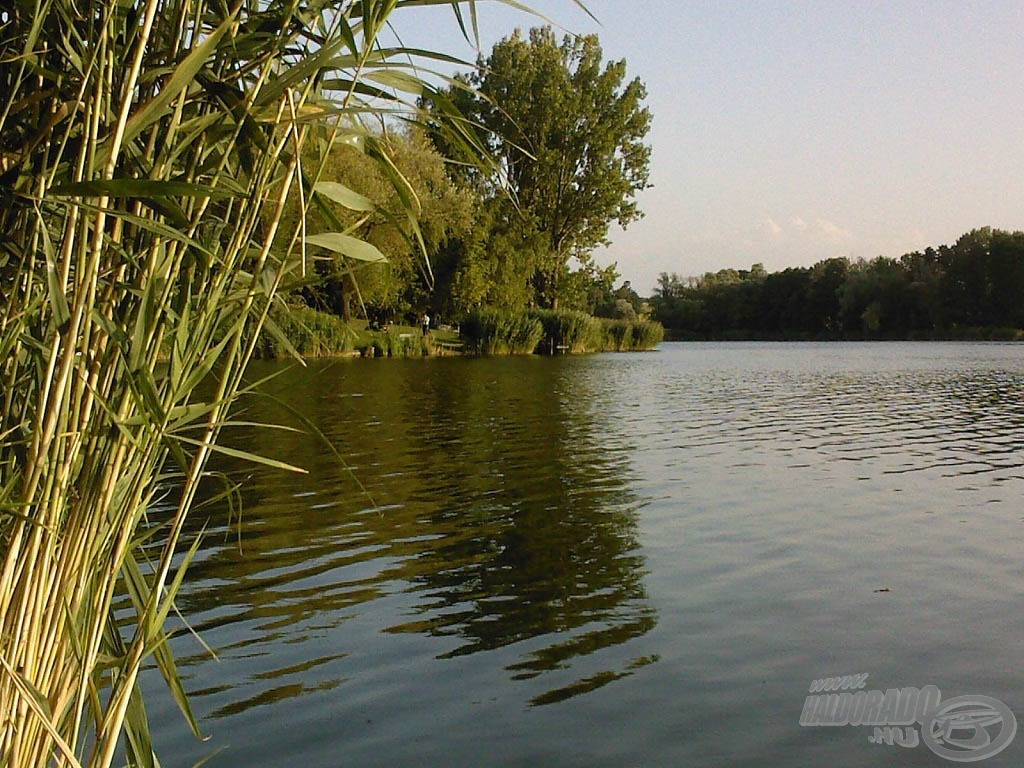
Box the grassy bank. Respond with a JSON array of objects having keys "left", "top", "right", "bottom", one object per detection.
[
  {"left": 255, "top": 306, "right": 463, "bottom": 358},
  {"left": 255, "top": 306, "right": 664, "bottom": 359},
  {"left": 463, "top": 308, "right": 664, "bottom": 356}
]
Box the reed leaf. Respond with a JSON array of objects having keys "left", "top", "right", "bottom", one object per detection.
[
  {"left": 313, "top": 181, "right": 377, "bottom": 212},
  {"left": 0, "top": 1, "right": 571, "bottom": 766},
  {"left": 305, "top": 232, "right": 390, "bottom": 262}
]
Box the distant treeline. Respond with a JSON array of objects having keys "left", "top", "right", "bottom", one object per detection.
[{"left": 651, "top": 228, "right": 1024, "bottom": 340}]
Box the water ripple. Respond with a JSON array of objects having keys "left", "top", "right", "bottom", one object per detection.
[{"left": 146, "top": 343, "right": 1024, "bottom": 768}]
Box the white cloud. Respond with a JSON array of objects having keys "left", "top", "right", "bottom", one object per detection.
[
  {"left": 815, "top": 218, "right": 853, "bottom": 245},
  {"left": 757, "top": 214, "right": 853, "bottom": 246},
  {"left": 746, "top": 213, "right": 859, "bottom": 272}
]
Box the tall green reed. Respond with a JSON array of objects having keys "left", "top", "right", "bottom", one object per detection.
[
  {"left": 597, "top": 318, "right": 665, "bottom": 351},
  {"left": 527, "top": 308, "right": 601, "bottom": 353},
  {"left": 461, "top": 308, "right": 545, "bottom": 354},
  {"left": 0, "top": 1, "right": 545, "bottom": 765}
]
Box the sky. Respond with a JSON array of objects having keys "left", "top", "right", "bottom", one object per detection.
[{"left": 393, "top": 1, "right": 1024, "bottom": 294}]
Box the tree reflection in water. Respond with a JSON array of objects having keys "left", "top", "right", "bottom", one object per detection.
[{"left": 168, "top": 356, "right": 657, "bottom": 720}]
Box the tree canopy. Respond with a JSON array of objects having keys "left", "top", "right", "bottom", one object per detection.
[
  {"left": 282, "top": 127, "right": 475, "bottom": 321},
  {"left": 430, "top": 26, "right": 652, "bottom": 309}
]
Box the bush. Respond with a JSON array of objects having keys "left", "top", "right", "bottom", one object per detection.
[
  {"left": 462, "top": 308, "right": 663, "bottom": 355},
  {"left": 631, "top": 318, "right": 666, "bottom": 349},
  {"left": 527, "top": 309, "right": 602, "bottom": 354},
  {"left": 374, "top": 329, "right": 431, "bottom": 357},
  {"left": 461, "top": 308, "right": 544, "bottom": 355},
  {"left": 597, "top": 318, "right": 664, "bottom": 351},
  {"left": 255, "top": 305, "right": 357, "bottom": 358}
]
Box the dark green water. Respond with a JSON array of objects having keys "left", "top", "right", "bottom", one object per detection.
[{"left": 148, "top": 342, "right": 1024, "bottom": 767}]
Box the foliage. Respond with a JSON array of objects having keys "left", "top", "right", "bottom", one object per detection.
[
  {"left": 526, "top": 309, "right": 601, "bottom": 353},
  {"left": 629, "top": 319, "right": 666, "bottom": 350},
  {"left": 433, "top": 198, "right": 543, "bottom": 316},
  {"left": 429, "top": 26, "right": 651, "bottom": 309},
  {"left": 592, "top": 278, "right": 643, "bottom": 320},
  {"left": 651, "top": 228, "right": 1024, "bottom": 340},
  {"left": 461, "top": 307, "right": 662, "bottom": 355},
  {"left": 597, "top": 318, "right": 664, "bottom": 351},
  {"left": 461, "top": 308, "right": 545, "bottom": 355},
  {"left": 362, "top": 327, "right": 434, "bottom": 358},
  {"left": 0, "top": 1, "right": 528, "bottom": 766},
  {"left": 286, "top": 127, "right": 475, "bottom": 321},
  {"left": 254, "top": 305, "right": 358, "bottom": 359}
]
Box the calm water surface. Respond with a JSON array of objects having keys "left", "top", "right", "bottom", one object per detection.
[{"left": 148, "top": 342, "right": 1024, "bottom": 767}]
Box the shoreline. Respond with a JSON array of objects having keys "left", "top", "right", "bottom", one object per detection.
[{"left": 255, "top": 306, "right": 664, "bottom": 360}]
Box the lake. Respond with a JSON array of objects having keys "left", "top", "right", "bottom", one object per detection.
[{"left": 146, "top": 342, "right": 1024, "bottom": 767}]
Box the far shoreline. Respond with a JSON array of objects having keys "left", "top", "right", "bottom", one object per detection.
[{"left": 253, "top": 305, "right": 664, "bottom": 360}]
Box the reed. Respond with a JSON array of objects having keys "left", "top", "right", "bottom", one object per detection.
[
  {"left": 628, "top": 318, "right": 666, "bottom": 350},
  {"left": 461, "top": 308, "right": 545, "bottom": 355},
  {"left": 597, "top": 318, "right": 665, "bottom": 351},
  {"left": 254, "top": 305, "right": 358, "bottom": 359},
  {"left": 527, "top": 309, "right": 602, "bottom": 353},
  {"left": 0, "top": 1, "right": 538, "bottom": 765}
]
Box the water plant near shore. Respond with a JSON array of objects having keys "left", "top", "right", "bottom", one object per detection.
[
  {"left": 462, "top": 308, "right": 663, "bottom": 355},
  {"left": 527, "top": 308, "right": 602, "bottom": 353},
  {"left": 461, "top": 308, "right": 546, "bottom": 355},
  {"left": 599, "top": 317, "right": 665, "bottom": 351},
  {"left": 0, "top": 1, "right": 541, "bottom": 765}
]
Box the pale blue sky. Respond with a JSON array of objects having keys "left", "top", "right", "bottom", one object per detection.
[{"left": 394, "top": 1, "right": 1024, "bottom": 294}]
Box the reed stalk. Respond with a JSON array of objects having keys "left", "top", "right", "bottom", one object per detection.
[{"left": 0, "top": 1, "right": 561, "bottom": 764}]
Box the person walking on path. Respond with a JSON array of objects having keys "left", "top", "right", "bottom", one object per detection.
[{"left": 421, "top": 313, "right": 430, "bottom": 336}]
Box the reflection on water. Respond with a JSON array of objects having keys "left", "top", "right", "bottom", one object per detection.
[
  {"left": 148, "top": 343, "right": 1024, "bottom": 768},
  {"left": 153, "top": 355, "right": 656, "bottom": 748}
]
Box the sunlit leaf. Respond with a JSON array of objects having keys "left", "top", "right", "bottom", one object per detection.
[
  {"left": 313, "top": 181, "right": 375, "bottom": 212},
  {"left": 174, "top": 436, "right": 309, "bottom": 474},
  {"left": 306, "top": 232, "right": 388, "bottom": 263}
]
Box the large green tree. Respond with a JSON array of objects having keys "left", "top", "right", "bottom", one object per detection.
[
  {"left": 285, "top": 127, "right": 475, "bottom": 321},
  {"left": 433, "top": 26, "right": 651, "bottom": 308}
]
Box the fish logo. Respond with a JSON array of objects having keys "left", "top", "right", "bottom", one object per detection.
[{"left": 922, "top": 695, "right": 1017, "bottom": 762}]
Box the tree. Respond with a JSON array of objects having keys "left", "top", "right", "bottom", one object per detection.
[
  {"left": 940, "top": 227, "right": 1024, "bottom": 329},
  {"left": 941, "top": 228, "right": 994, "bottom": 328},
  {"left": 901, "top": 247, "right": 945, "bottom": 333},
  {"left": 807, "top": 258, "right": 850, "bottom": 335},
  {"left": 562, "top": 256, "right": 620, "bottom": 314},
  {"left": 650, "top": 227, "right": 1024, "bottom": 339},
  {"left": 839, "top": 257, "right": 911, "bottom": 336},
  {"left": 290, "top": 127, "right": 475, "bottom": 321},
  {"left": 986, "top": 230, "right": 1024, "bottom": 328},
  {"left": 432, "top": 27, "right": 652, "bottom": 308}
]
